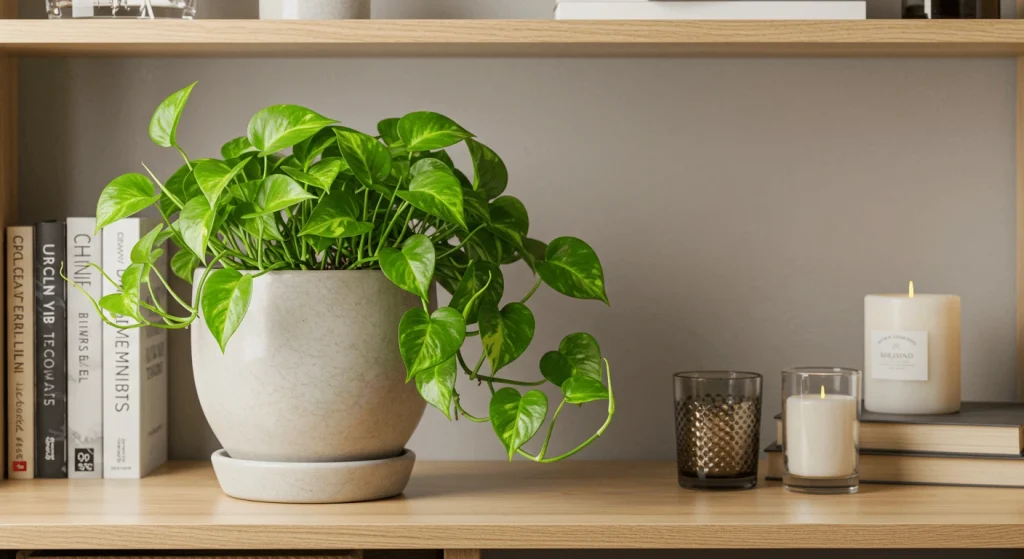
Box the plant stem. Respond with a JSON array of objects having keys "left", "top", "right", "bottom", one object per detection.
[
  {"left": 151, "top": 265, "right": 195, "bottom": 313},
  {"left": 537, "top": 398, "right": 568, "bottom": 459},
  {"left": 521, "top": 278, "right": 543, "bottom": 304},
  {"left": 438, "top": 224, "right": 485, "bottom": 260},
  {"left": 175, "top": 146, "right": 193, "bottom": 171},
  {"left": 453, "top": 391, "right": 489, "bottom": 423},
  {"left": 473, "top": 374, "right": 546, "bottom": 387},
  {"left": 519, "top": 359, "right": 616, "bottom": 463},
  {"left": 374, "top": 201, "right": 410, "bottom": 257}
]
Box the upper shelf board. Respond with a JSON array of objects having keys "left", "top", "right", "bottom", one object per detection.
[
  {"left": 5, "top": 20, "right": 1024, "bottom": 57},
  {"left": 3, "top": 460, "right": 1024, "bottom": 550}
]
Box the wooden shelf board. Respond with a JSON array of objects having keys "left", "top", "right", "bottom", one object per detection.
[
  {"left": 4, "top": 20, "right": 1024, "bottom": 57},
  {"left": 1, "top": 460, "right": 1024, "bottom": 549}
]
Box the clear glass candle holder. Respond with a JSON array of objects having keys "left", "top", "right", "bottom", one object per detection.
[
  {"left": 674, "top": 371, "right": 762, "bottom": 490},
  {"left": 782, "top": 367, "right": 861, "bottom": 495},
  {"left": 46, "top": 0, "right": 196, "bottom": 19}
]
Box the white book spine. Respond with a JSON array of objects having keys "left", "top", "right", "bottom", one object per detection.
[
  {"left": 102, "top": 218, "right": 168, "bottom": 479},
  {"left": 66, "top": 218, "right": 103, "bottom": 478},
  {"left": 554, "top": 1, "right": 867, "bottom": 20}
]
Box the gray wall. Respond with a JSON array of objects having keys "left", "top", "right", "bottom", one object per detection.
[{"left": 14, "top": 1, "right": 1022, "bottom": 558}]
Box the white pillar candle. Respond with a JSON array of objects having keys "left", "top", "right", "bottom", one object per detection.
[
  {"left": 864, "top": 283, "right": 961, "bottom": 415},
  {"left": 785, "top": 390, "right": 858, "bottom": 477}
]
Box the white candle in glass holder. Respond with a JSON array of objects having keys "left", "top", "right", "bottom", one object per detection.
[
  {"left": 785, "top": 387, "right": 858, "bottom": 477},
  {"left": 864, "top": 282, "right": 961, "bottom": 415}
]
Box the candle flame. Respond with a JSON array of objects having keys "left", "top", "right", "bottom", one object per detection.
[
  {"left": 909, "top": 281, "right": 915, "bottom": 299},
  {"left": 820, "top": 385, "right": 826, "bottom": 399}
]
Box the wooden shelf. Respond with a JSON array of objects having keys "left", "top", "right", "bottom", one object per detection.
[
  {"left": 1, "top": 460, "right": 1024, "bottom": 550},
  {"left": 4, "top": 20, "right": 1024, "bottom": 57}
]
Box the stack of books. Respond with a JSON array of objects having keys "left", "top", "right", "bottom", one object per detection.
[
  {"left": 5, "top": 217, "right": 168, "bottom": 480},
  {"left": 765, "top": 402, "right": 1024, "bottom": 487},
  {"left": 554, "top": 0, "right": 867, "bottom": 20}
]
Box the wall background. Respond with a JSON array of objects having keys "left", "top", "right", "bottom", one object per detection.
[{"left": 14, "top": 0, "right": 1021, "bottom": 558}]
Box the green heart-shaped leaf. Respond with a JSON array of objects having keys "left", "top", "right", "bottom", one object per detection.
[
  {"left": 250, "top": 174, "right": 316, "bottom": 216},
  {"left": 170, "top": 249, "right": 200, "bottom": 284},
  {"left": 410, "top": 157, "right": 453, "bottom": 178},
  {"left": 178, "top": 197, "right": 215, "bottom": 263},
  {"left": 380, "top": 234, "right": 435, "bottom": 301},
  {"left": 119, "top": 262, "right": 149, "bottom": 305},
  {"left": 396, "top": 169, "right": 467, "bottom": 231},
  {"left": 536, "top": 237, "right": 609, "bottom": 305},
  {"left": 195, "top": 157, "right": 250, "bottom": 208},
  {"left": 521, "top": 238, "right": 547, "bottom": 273},
  {"left": 399, "top": 307, "right": 466, "bottom": 380},
  {"left": 220, "top": 136, "right": 257, "bottom": 160},
  {"left": 292, "top": 127, "right": 338, "bottom": 170},
  {"left": 398, "top": 111, "right": 474, "bottom": 152},
  {"left": 235, "top": 203, "right": 285, "bottom": 242},
  {"left": 558, "top": 333, "right": 603, "bottom": 381},
  {"left": 298, "top": 190, "right": 373, "bottom": 239},
  {"left": 466, "top": 139, "right": 508, "bottom": 199},
  {"left": 248, "top": 104, "right": 336, "bottom": 156},
  {"left": 415, "top": 356, "right": 457, "bottom": 420},
  {"left": 99, "top": 293, "right": 141, "bottom": 322},
  {"left": 377, "top": 118, "right": 403, "bottom": 148},
  {"left": 282, "top": 157, "right": 344, "bottom": 192},
  {"left": 465, "top": 229, "right": 514, "bottom": 264},
  {"left": 462, "top": 187, "right": 491, "bottom": 227},
  {"left": 201, "top": 269, "right": 253, "bottom": 353},
  {"left": 96, "top": 173, "right": 160, "bottom": 231},
  {"left": 539, "top": 351, "right": 572, "bottom": 387},
  {"left": 562, "top": 375, "right": 609, "bottom": 405},
  {"left": 489, "top": 388, "right": 548, "bottom": 461},
  {"left": 480, "top": 302, "right": 535, "bottom": 374},
  {"left": 489, "top": 196, "right": 529, "bottom": 249},
  {"left": 449, "top": 261, "right": 503, "bottom": 325},
  {"left": 227, "top": 179, "right": 261, "bottom": 204},
  {"left": 334, "top": 128, "right": 392, "bottom": 189},
  {"left": 130, "top": 224, "right": 166, "bottom": 265},
  {"left": 149, "top": 81, "right": 196, "bottom": 148},
  {"left": 160, "top": 163, "right": 199, "bottom": 217}
]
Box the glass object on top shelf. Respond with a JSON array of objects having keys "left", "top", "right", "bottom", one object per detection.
[{"left": 46, "top": 0, "right": 196, "bottom": 19}]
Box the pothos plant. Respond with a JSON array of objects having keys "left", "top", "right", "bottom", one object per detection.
[{"left": 69, "top": 83, "right": 615, "bottom": 462}]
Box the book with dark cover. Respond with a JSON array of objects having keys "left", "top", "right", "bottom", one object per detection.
[
  {"left": 773, "top": 401, "right": 1024, "bottom": 455},
  {"left": 34, "top": 220, "right": 67, "bottom": 478},
  {"left": 765, "top": 444, "right": 1024, "bottom": 488}
]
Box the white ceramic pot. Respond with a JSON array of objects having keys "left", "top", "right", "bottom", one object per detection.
[
  {"left": 192, "top": 270, "right": 426, "bottom": 464},
  {"left": 259, "top": 0, "right": 370, "bottom": 19}
]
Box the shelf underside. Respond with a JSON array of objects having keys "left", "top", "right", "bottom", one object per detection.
[
  {"left": 1, "top": 461, "right": 1024, "bottom": 549},
  {"left": 4, "top": 20, "right": 1024, "bottom": 57}
]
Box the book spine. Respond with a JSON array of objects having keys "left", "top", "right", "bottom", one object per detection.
[
  {"left": 66, "top": 218, "right": 103, "bottom": 478},
  {"left": 34, "top": 221, "right": 68, "bottom": 479},
  {"left": 102, "top": 218, "right": 141, "bottom": 478},
  {"left": 7, "top": 227, "right": 34, "bottom": 479},
  {"left": 139, "top": 220, "right": 168, "bottom": 476}
]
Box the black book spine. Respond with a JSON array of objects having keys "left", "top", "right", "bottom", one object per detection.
[{"left": 35, "top": 221, "right": 67, "bottom": 478}]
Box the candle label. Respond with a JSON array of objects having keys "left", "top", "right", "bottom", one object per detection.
[{"left": 871, "top": 330, "right": 928, "bottom": 381}]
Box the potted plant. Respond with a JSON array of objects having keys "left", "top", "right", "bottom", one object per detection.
[{"left": 70, "top": 83, "right": 615, "bottom": 503}]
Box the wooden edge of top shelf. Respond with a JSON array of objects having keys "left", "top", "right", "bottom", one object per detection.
[{"left": 4, "top": 20, "right": 1024, "bottom": 57}]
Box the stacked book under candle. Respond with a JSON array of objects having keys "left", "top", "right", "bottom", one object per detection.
[
  {"left": 765, "top": 402, "right": 1024, "bottom": 487},
  {"left": 554, "top": 0, "right": 867, "bottom": 20}
]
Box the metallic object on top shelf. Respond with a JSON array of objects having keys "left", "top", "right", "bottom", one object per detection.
[
  {"left": 902, "top": 0, "right": 999, "bottom": 18},
  {"left": 46, "top": 0, "right": 196, "bottom": 19}
]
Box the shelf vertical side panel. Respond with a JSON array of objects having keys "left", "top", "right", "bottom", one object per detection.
[
  {"left": 1017, "top": 55, "right": 1024, "bottom": 401},
  {"left": 0, "top": 0, "right": 15, "bottom": 227}
]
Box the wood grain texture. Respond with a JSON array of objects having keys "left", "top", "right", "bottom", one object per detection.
[
  {"left": 2, "top": 461, "right": 1024, "bottom": 549},
  {"left": 7, "top": 20, "right": 1024, "bottom": 57}
]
